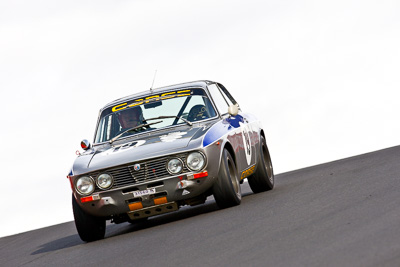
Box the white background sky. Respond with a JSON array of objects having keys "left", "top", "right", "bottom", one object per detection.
[{"left": 1, "top": 0, "right": 399, "bottom": 238}]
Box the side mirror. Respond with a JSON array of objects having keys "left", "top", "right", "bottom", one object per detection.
[
  {"left": 81, "top": 139, "right": 91, "bottom": 150},
  {"left": 228, "top": 104, "right": 238, "bottom": 116}
]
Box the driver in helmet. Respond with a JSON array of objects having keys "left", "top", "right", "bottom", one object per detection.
[{"left": 118, "top": 106, "right": 144, "bottom": 130}]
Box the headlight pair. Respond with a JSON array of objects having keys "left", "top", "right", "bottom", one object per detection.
[
  {"left": 76, "top": 173, "right": 113, "bottom": 195},
  {"left": 167, "top": 152, "right": 206, "bottom": 174}
]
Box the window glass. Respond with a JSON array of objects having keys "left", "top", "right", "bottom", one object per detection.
[
  {"left": 207, "top": 84, "right": 229, "bottom": 115},
  {"left": 95, "top": 114, "right": 113, "bottom": 143},
  {"left": 218, "top": 85, "right": 235, "bottom": 107},
  {"left": 218, "top": 84, "right": 238, "bottom": 106}
]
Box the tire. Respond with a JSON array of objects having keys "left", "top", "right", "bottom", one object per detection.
[
  {"left": 248, "top": 136, "right": 274, "bottom": 193},
  {"left": 212, "top": 149, "right": 241, "bottom": 208},
  {"left": 72, "top": 195, "right": 106, "bottom": 242}
]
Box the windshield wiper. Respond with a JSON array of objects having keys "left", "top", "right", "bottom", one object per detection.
[
  {"left": 109, "top": 121, "right": 162, "bottom": 144},
  {"left": 145, "top": 116, "right": 193, "bottom": 126}
]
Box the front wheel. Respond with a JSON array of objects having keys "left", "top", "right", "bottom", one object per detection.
[
  {"left": 248, "top": 136, "right": 274, "bottom": 193},
  {"left": 212, "top": 149, "right": 241, "bottom": 208},
  {"left": 72, "top": 195, "right": 106, "bottom": 242}
]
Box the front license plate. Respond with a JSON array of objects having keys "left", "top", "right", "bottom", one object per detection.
[{"left": 133, "top": 188, "right": 156, "bottom": 198}]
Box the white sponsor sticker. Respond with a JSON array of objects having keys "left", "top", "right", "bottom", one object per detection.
[
  {"left": 101, "top": 140, "right": 146, "bottom": 156},
  {"left": 160, "top": 131, "right": 187, "bottom": 142}
]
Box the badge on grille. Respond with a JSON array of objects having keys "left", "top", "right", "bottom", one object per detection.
[{"left": 133, "top": 164, "right": 141, "bottom": 171}]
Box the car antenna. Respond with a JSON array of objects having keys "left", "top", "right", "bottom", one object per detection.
[{"left": 150, "top": 70, "right": 157, "bottom": 92}]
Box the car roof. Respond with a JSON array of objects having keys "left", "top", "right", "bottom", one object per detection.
[{"left": 101, "top": 80, "right": 216, "bottom": 111}]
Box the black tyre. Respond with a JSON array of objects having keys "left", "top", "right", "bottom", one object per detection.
[
  {"left": 212, "top": 149, "right": 241, "bottom": 208},
  {"left": 248, "top": 136, "right": 274, "bottom": 193},
  {"left": 72, "top": 195, "right": 106, "bottom": 242}
]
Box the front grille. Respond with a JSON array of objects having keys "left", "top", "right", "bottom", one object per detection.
[{"left": 89, "top": 154, "right": 189, "bottom": 192}]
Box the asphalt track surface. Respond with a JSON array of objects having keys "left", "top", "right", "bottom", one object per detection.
[{"left": 1, "top": 146, "right": 400, "bottom": 267}]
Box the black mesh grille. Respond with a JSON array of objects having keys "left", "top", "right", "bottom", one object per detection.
[{"left": 88, "top": 154, "right": 188, "bottom": 192}]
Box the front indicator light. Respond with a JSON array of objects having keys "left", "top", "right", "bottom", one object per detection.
[
  {"left": 81, "top": 196, "right": 94, "bottom": 203},
  {"left": 154, "top": 197, "right": 168, "bottom": 205},
  {"left": 193, "top": 171, "right": 208, "bottom": 179},
  {"left": 129, "top": 202, "right": 143, "bottom": 211},
  {"left": 81, "top": 195, "right": 100, "bottom": 203}
]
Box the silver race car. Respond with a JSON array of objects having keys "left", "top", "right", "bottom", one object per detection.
[{"left": 68, "top": 80, "right": 274, "bottom": 241}]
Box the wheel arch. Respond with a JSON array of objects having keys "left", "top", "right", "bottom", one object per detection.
[
  {"left": 223, "top": 141, "right": 236, "bottom": 167},
  {"left": 260, "top": 129, "right": 265, "bottom": 140}
]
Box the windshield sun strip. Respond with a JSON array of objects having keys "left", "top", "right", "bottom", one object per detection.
[{"left": 111, "top": 89, "right": 192, "bottom": 113}]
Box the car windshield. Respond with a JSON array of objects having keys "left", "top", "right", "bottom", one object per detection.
[{"left": 94, "top": 88, "right": 217, "bottom": 143}]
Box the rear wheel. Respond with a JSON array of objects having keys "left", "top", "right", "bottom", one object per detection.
[
  {"left": 212, "top": 149, "right": 241, "bottom": 208},
  {"left": 248, "top": 136, "right": 274, "bottom": 193},
  {"left": 72, "top": 195, "right": 106, "bottom": 242}
]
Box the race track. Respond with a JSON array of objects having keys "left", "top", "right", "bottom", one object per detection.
[{"left": 1, "top": 146, "right": 400, "bottom": 267}]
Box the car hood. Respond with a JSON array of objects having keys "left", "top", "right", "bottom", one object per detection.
[{"left": 72, "top": 126, "right": 206, "bottom": 175}]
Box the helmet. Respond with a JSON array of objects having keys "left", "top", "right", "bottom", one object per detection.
[{"left": 118, "top": 106, "right": 143, "bottom": 128}]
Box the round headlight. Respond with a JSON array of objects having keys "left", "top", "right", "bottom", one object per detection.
[
  {"left": 97, "top": 173, "right": 113, "bottom": 189},
  {"left": 187, "top": 152, "right": 205, "bottom": 171},
  {"left": 167, "top": 158, "right": 183, "bottom": 174},
  {"left": 76, "top": 176, "right": 95, "bottom": 195}
]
